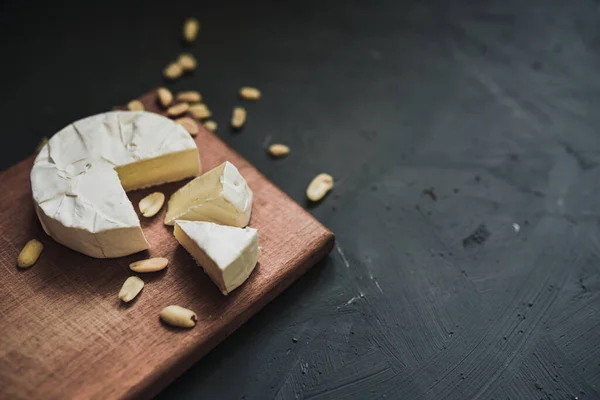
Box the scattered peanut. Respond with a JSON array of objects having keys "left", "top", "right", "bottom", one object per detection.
[
  {"left": 167, "top": 102, "right": 190, "bottom": 117},
  {"left": 306, "top": 173, "right": 334, "bottom": 202},
  {"left": 231, "top": 107, "right": 247, "bottom": 129},
  {"left": 176, "top": 117, "right": 200, "bottom": 136},
  {"left": 189, "top": 103, "right": 211, "bottom": 119},
  {"left": 177, "top": 54, "right": 197, "bottom": 71},
  {"left": 183, "top": 18, "right": 200, "bottom": 43},
  {"left": 17, "top": 239, "right": 43, "bottom": 269},
  {"left": 239, "top": 87, "right": 261, "bottom": 100},
  {"left": 127, "top": 100, "right": 144, "bottom": 111},
  {"left": 118, "top": 276, "right": 144, "bottom": 303},
  {"left": 268, "top": 144, "right": 290, "bottom": 158},
  {"left": 176, "top": 91, "right": 202, "bottom": 103},
  {"left": 204, "top": 120, "right": 217, "bottom": 132},
  {"left": 129, "top": 257, "right": 169, "bottom": 273},
  {"left": 163, "top": 63, "right": 183, "bottom": 80},
  {"left": 157, "top": 87, "right": 173, "bottom": 107},
  {"left": 139, "top": 192, "right": 165, "bottom": 217},
  {"left": 160, "top": 305, "right": 197, "bottom": 328},
  {"left": 35, "top": 137, "right": 48, "bottom": 152}
]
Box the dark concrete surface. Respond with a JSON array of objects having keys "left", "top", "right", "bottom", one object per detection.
[{"left": 1, "top": 0, "right": 600, "bottom": 398}]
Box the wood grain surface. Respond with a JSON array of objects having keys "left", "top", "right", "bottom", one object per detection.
[{"left": 0, "top": 90, "right": 334, "bottom": 400}]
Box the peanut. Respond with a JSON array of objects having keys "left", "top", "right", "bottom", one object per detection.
[
  {"left": 167, "top": 102, "right": 190, "bottom": 117},
  {"left": 160, "top": 305, "right": 197, "bottom": 328},
  {"left": 306, "top": 173, "right": 334, "bottom": 202},
  {"left": 231, "top": 107, "right": 247, "bottom": 129},
  {"left": 118, "top": 276, "right": 144, "bottom": 302},
  {"left": 157, "top": 87, "right": 173, "bottom": 108},
  {"left": 176, "top": 91, "right": 202, "bottom": 103},
  {"left": 177, "top": 54, "right": 197, "bottom": 71},
  {"left": 139, "top": 192, "right": 165, "bottom": 217},
  {"left": 164, "top": 63, "right": 183, "bottom": 80},
  {"left": 17, "top": 239, "right": 43, "bottom": 269},
  {"left": 183, "top": 18, "right": 200, "bottom": 43},
  {"left": 127, "top": 100, "right": 144, "bottom": 111},
  {"left": 268, "top": 144, "right": 290, "bottom": 158},
  {"left": 239, "top": 87, "right": 261, "bottom": 100},
  {"left": 189, "top": 103, "right": 211, "bottom": 119},
  {"left": 129, "top": 257, "right": 169, "bottom": 273},
  {"left": 204, "top": 120, "right": 217, "bottom": 132},
  {"left": 176, "top": 117, "right": 200, "bottom": 136}
]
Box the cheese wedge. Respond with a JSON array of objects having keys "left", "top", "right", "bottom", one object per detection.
[
  {"left": 31, "top": 111, "right": 201, "bottom": 258},
  {"left": 164, "top": 161, "right": 252, "bottom": 227},
  {"left": 174, "top": 220, "right": 259, "bottom": 294}
]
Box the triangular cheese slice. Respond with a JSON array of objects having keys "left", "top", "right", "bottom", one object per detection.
[
  {"left": 164, "top": 161, "right": 252, "bottom": 227},
  {"left": 174, "top": 220, "right": 259, "bottom": 295}
]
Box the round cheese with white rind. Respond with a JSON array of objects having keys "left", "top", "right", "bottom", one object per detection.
[{"left": 31, "top": 111, "right": 201, "bottom": 258}]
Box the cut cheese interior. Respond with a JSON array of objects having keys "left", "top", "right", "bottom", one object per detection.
[
  {"left": 164, "top": 161, "right": 252, "bottom": 227},
  {"left": 116, "top": 150, "right": 200, "bottom": 192},
  {"left": 31, "top": 111, "right": 201, "bottom": 258},
  {"left": 174, "top": 220, "right": 259, "bottom": 295}
]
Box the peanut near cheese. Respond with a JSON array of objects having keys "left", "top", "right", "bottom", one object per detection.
[
  {"left": 167, "top": 102, "right": 190, "bottom": 117},
  {"left": 129, "top": 257, "right": 169, "bottom": 273},
  {"left": 157, "top": 87, "right": 173, "bottom": 107},
  {"left": 138, "top": 192, "right": 165, "bottom": 217},
  {"left": 176, "top": 117, "right": 200, "bottom": 136},
  {"left": 127, "top": 100, "right": 144, "bottom": 111},
  {"left": 17, "top": 239, "right": 43, "bottom": 269},
  {"left": 118, "top": 276, "right": 144, "bottom": 303}
]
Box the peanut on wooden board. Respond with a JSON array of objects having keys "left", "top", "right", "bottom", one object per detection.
[
  {"left": 239, "top": 87, "right": 261, "bottom": 100},
  {"left": 183, "top": 18, "right": 200, "bottom": 43},
  {"left": 160, "top": 305, "right": 197, "bottom": 328},
  {"left": 167, "top": 102, "right": 190, "bottom": 117},
  {"left": 138, "top": 192, "right": 165, "bottom": 217},
  {"left": 231, "top": 107, "right": 247, "bottom": 129},
  {"left": 164, "top": 63, "right": 183, "bottom": 80},
  {"left": 189, "top": 103, "right": 211, "bottom": 119},
  {"left": 177, "top": 54, "right": 197, "bottom": 71},
  {"left": 268, "top": 144, "right": 290, "bottom": 158},
  {"left": 176, "top": 117, "right": 200, "bottom": 136},
  {"left": 204, "top": 120, "right": 217, "bottom": 132},
  {"left": 127, "top": 100, "right": 144, "bottom": 111},
  {"left": 306, "top": 173, "right": 334, "bottom": 202},
  {"left": 176, "top": 91, "right": 202, "bottom": 103},
  {"left": 118, "top": 276, "right": 144, "bottom": 303},
  {"left": 157, "top": 87, "right": 173, "bottom": 108},
  {"left": 17, "top": 239, "right": 43, "bottom": 269},
  {"left": 129, "top": 257, "right": 169, "bottom": 273}
]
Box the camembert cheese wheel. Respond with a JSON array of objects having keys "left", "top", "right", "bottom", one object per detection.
[{"left": 31, "top": 111, "right": 201, "bottom": 258}]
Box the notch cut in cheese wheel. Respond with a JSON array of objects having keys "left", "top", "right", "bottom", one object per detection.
[
  {"left": 174, "top": 220, "right": 259, "bottom": 295},
  {"left": 31, "top": 111, "right": 201, "bottom": 258},
  {"left": 164, "top": 161, "right": 252, "bottom": 227}
]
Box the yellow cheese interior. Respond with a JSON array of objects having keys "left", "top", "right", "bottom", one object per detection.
[
  {"left": 164, "top": 163, "right": 226, "bottom": 224},
  {"left": 116, "top": 149, "right": 201, "bottom": 192}
]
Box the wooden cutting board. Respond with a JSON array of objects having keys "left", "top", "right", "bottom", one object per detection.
[{"left": 0, "top": 91, "right": 334, "bottom": 400}]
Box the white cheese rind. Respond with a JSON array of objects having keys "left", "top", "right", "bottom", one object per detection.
[
  {"left": 164, "top": 161, "right": 252, "bottom": 227},
  {"left": 31, "top": 111, "right": 200, "bottom": 258},
  {"left": 174, "top": 220, "right": 259, "bottom": 294}
]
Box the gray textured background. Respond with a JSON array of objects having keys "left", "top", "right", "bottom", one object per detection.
[{"left": 1, "top": 0, "right": 599, "bottom": 398}]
